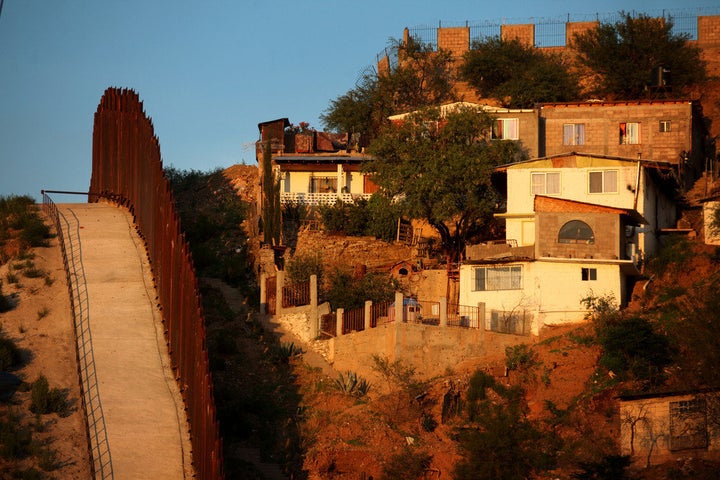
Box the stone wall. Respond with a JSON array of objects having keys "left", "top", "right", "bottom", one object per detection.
[
  {"left": 328, "top": 322, "right": 526, "bottom": 380},
  {"left": 292, "top": 229, "right": 415, "bottom": 273}
]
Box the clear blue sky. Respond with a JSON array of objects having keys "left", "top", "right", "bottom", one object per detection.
[{"left": 0, "top": 0, "right": 715, "bottom": 201}]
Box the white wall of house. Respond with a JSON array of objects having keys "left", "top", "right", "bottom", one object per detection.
[
  {"left": 503, "top": 156, "right": 675, "bottom": 258},
  {"left": 280, "top": 167, "right": 371, "bottom": 204},
  {"left": 459, "top": 260, "right": 624, "bottom": 333}
]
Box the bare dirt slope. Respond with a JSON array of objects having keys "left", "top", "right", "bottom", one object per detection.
[{"left": 0, "top": 216, "right": 92, "bottom": 478}]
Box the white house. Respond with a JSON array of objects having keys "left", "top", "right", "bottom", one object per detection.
[{"left": 460, "top": 152, "right": 679, "bottom": 334}]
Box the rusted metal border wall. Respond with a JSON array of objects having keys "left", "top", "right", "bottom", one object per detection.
[{"left": 89, "top": 87, "right": 223, "bottom": 479}]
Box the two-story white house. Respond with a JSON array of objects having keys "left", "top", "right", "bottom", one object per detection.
[{"left": 459, "top": 152, "right": 679, "bottom": 334}]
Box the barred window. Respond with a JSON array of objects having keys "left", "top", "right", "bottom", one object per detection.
[
  {"left": 670, "top": 399, "right": 708, "bottom": 451},
  {"left": 473, "top": 265, "right": 522, "bottom": 291}
]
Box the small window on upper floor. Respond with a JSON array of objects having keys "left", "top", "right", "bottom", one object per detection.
[
  {"left": 531, "top": 172, "right": 560, "bottom": 195},
  {"left": 558, "top": 220, "right": 595, "bottom": 244},
  {"left": 492, "top": 118, "right": 519, "bottom": 140},
  {"left": 619, "top": 122, "right": 640, "bottom": 144},
  {"left": 660, "top": 120, "right": 672, "bottom": 132},
  {"left": 589, "top": 170, "right": 618, "bottom": 194},
  {"left": 563, "top": 123, "right": 585, "bottom": 145}
]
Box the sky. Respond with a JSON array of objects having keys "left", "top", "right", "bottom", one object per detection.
[{"left": 0, "top": 0, "right": 716, "bottom": 202}]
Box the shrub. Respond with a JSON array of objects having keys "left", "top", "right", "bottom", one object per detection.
[
  {"left": 0, "top": 412, "right": 33, "bottom": 459},
  {"left": 324, "top": 269, "right": 397, "bottom": 310},
  {"left": 645, "top": 235, "right": 694, "bottom": 277},
  {"left": 270, "top": 341, "right": 300, "bottom": 364},
  {"left": 286, "top": 253, "right": 323, "bottom": 284},
  {"left": 505, "top": 344, "right": 538, "bottom": 372},
  {"left": 595, "top": 316, "right": 673, "bottom": 386},
  {"left": 366, "top": 194, "right": 401, "bottom": 242},
  {"left": 571, "top": 454, "right": 632, "bottom": 479},
  {"left": 0, "top": 280, "right": 11, "bottom": 313},
  {"left": 380, "top": 447, "right": 432, "bottom": 480},
  {"left": 318, "top": 201, "right": 348, "bottom": 233},
  {"left": 30, "top": 375, "right": 67, "bottom": 416},
  {"left": 333, "top": 371, "right": 371, "bottom": 398},
  {"left": 0, "top": 334, "right": 22, "bottom": 370},
  {"left": 372, "top": 355, "right": 425, "bottom": 396},
  {"left": 19, "top": 216, "right": 51, "bottom": 248},
  {"left": 421, "top": 412, "right": 438, "bottom": 432}
]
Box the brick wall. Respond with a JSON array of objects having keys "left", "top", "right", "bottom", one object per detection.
[
  {"left": 501, "top": 24, "right": 534, "bottom": 46},
  {"left": 438, "top": 26, "right": 470, "bottom": 58},
  {"left": 536, "top": 211, "right": 620, "bottom": 260},
  {"left": 540, "top": 101, "right": 694, "bottom": 164}
]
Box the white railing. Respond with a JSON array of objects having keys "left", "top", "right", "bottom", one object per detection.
[{"left": 280, "top": 192, "right": 372, "bottom": 206}]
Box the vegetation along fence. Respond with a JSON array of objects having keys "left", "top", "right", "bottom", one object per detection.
[
  {"left": 89, "top": 88, "right": 223, "bottom": 479},
  {"left": 42, "top": 192, "right": 114, "bottom": 479}
]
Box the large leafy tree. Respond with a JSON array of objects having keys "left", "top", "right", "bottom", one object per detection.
[
  {"left": 572, "top": 12, "right": 706, "bottom": 99},
  {"left": 460, "top": 37, "right": 579, "bottom": 108},
  {"left": 365, "top": 105, "right": 527, "bottom": 262},
  {"left": 322, "top": 37, "right": 456, "bottom": 138}
]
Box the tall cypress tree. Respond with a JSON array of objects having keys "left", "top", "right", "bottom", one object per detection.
[{"left": 262, "top": 139, "right": 281, "bottom": 246}]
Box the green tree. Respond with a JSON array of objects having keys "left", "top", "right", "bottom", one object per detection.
[
  {"left": 365, "top": 105, "right": 526, "bottom": 262},
  {"left": 322, "top": 36, "right": 456, "bottom": 138},
  {"left": 460, "top": 37, "right": 579, "bottom": 108},
  {"left": 572, "top": 12, "right": 706, "bottom": 99}
]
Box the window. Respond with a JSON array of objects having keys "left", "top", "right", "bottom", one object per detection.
[
  {"left": 492, "top": 118, "right": 519, "bottom": 140},
  {"left": 670, "top": 399, "right": 708, "bottom": 451},
  {"left": 588, "top": 170, "right": 618, "bottom": 193},
  {"left": 473, "top": 265, "right": 522, "bottom": 291},
  {"left": 619, "top": 122, "right": 640, "bottom": 144},
  {"left": 660, "top": 120, "right": 671, "bottom": 132},
  {"left": 558, "top": 220, "right": 594, "bottom": 244},
  {"left": 310, "top": 176, "right": 337, "bottom": 193},
  {"left": 581, "top": 268, "right": 597, "bottom": 281},
  {"left": 531, "top": 172, "right": 560, "bottom": 195},
  {"left": 563, "top": 123, "right": 585, "bottom": 145}
]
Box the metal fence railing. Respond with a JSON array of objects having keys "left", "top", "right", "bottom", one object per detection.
[
  {"left": 282, "top": 281, "right": 310, "bottom": 308},
  {"left": 42, "top": 192, "right": 114, "bottom": 479},
  {"left": 447, "top": 303, "right": 481, "bottom": 329},
  {"left": 376, "top": 7, "right": 720, "bottom": 64},
  {"left": 342, "top": 306, "right": 365, "bottom": 334},
  {"left": 89, "top": 88, "right": 223, "bottom": 479}
]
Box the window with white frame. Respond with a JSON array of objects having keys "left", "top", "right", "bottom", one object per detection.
[
  {"left": 588, "top": 170, "right": 618, "bottom": 193},
  {"left": 659, "top": 120, "right": 671, "bottom": 132},
  {"left": 619, "top": 122, "right": 640, "bottom": 144},
  {"left": 563, "top": 123, "right": 585, "bottom": 145},
  {"left": 531, "top": 172, "right": 561, "bottom": 195},
  {"left": 492, "top": 118, "right": 519, "bottom": 140},
  {"left": 309, "top": 176, "right": 337, "bottom": 193},
  {"left": 473, "top": 265, "right": 522, "bottom": 291}
]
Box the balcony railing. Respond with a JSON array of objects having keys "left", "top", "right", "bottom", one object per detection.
[{"left": 280, "top": 192, "right": 372, "bottom": 206}]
